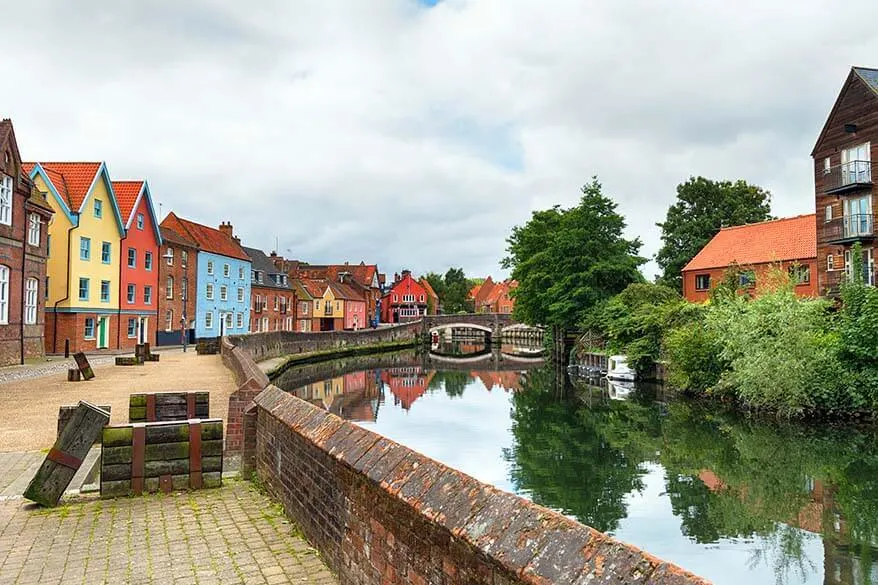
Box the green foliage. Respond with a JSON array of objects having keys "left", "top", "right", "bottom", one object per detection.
[
  {"left": 663, "top": 307, "right": 725, "bottom": 393},
  {"left": 502, "top": 178, "right": 645, "bottom": 326},
  {"left": 422, "top": 268, "right": 473, "bottom": 314},
  {"left": 656, "top": 177, "right": 772, "bottom": 291}
]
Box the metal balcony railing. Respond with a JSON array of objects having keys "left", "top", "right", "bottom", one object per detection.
[
  {"left": 823, "top": 160, "right": 874, "bottom": 194},
  {"left": 823, "top": 214, "right": 874, "bottom": 243},
  {"left": 823, "top": 267, "right": 878, "bottom": 296}
]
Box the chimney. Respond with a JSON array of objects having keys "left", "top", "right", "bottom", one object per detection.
[
  {"left": 219, "top": 221, "right": 234, "bottom": 238},
  {"left": 394, "top": 272, "right": 399, "bottom": 282},
  {"left": 270, "top": 251, "right": 277, "bottom": 258},
  {"left": 401, "top": 269, "right": 411, "bottom": 278}
]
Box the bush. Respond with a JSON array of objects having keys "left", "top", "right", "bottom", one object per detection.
[{"left": 663, "top": 317, "right": 725, "bottom": 394}]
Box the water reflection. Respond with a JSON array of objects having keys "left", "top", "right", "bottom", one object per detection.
[{"left": 278, "top": 360, "right": 878, "bottom": 585}]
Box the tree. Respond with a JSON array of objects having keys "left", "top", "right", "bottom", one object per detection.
[
  {"left": 441, "top": 268, "right": 471, "bottom": 313},
  {"left": 656, "top": 177, "right": 772, "bottom": 291},
  {"left": 502, "top": 178, "right": 645, "bottom": 326}
]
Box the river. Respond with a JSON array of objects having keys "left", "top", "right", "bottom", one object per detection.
[{"left": 272, "top": 345, "right": 878, "bottom": 585}]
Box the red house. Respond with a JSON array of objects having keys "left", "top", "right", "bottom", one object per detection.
[
  {"left": 0, "top": 119, "right": 54, "bottom": 365},
  {"left": 682, "top": 214, "right": 818, "bottom": 302},
  {"left": 381, "top": 270, "right": 429, "bottom": 323},
  {"left": 113, "top": 181, "right": 161, "bottom": 348}
]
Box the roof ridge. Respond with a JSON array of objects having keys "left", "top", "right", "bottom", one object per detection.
[{"left": 719, "top": 213, "right": 815, "bottom": 232}]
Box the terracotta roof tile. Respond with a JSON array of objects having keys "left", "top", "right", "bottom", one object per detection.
[
  {"left": 419, "top": 278, "right": 438, "bottom": 301},
  {"left": 30, "top": 162, "right": 102, "bottom": 210},
  {"left": 111, "top": 180, "right": 143, "bottom": 224},
  {"left": 159, "top": 226, "right": 198, "bottom": 248},
  {"left": 296, "top": 278, "right": 329, "bottom": 299},
  {"left": 683, "top": 214, "right": 816, "bottom": 272},
  {"left": 160, "top": 212, "right": 249, "bottom": 261}
]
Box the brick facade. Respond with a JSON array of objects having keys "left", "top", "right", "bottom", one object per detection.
[
  {"left": 682, "top": 259, "right": 819, "bottom": 303},
  {"left": 0, "top": 119, "right": 53, "bottom": 365},
  {"left": 156, "top": 227, "right": 198, "bottom": 345},
  {"left": 45, "top": 312, "right": 118, "bottom": 355}
]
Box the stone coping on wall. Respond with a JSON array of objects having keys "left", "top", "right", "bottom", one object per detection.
[{"left": 252, "top": 385, "right": 710, "bottom": 584}]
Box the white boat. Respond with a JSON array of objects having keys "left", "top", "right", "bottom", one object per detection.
[
  {"left": 606, "top": 355, "right": 636, "bottom": 382},
  {"left": 607, "top": 380, "right": 635, "bottom": 400}
]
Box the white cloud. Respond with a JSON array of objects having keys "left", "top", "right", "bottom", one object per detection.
[{"left": 4, "top": 0, "right": 878, "bottom": 279}]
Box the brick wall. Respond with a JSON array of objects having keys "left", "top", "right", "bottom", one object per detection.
[{"left": 251, "top": 386, "right": 708, "bottom": 584}]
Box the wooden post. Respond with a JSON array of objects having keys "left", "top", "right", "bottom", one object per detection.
[
  {"left": 67, "top": 368, "right": 81, "bottom": 382},
  {"left": 24, "top": 402, "right": 110, "bottom": 507}
]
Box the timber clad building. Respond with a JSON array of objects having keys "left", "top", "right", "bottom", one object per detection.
[
  {"left": 814, "top": 67, "right": 878, "bottom": 295},
  {"left": 0, "top": 120, "right": 53, "bottom": 366}
]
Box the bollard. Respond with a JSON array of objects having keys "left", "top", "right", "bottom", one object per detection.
[{"left": 64, "top": 339, "right": 70, "bottom": 358}]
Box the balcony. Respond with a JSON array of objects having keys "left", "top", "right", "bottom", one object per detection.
[
  {"left": 823, "top": 160, "right": 874, "bottom": 194},
  {"left": 823, "top": 267, "right": 878, "bottom": 296},
  {"left": 822, "top": 214, "right": 874, "bottom": 244}
]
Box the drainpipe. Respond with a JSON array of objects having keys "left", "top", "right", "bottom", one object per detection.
[
  {"left": 117, "top": 229, "right": 127, "bottom": 350},
  {"left": 53, "top": 212, "right": 78, "bottom": 354},
  {"left": 18, "top": 198, "right": 28, "bottom": 365}
]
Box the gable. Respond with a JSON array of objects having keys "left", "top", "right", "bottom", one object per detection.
[
  {"left": 28, "top": 164, "right": 75, "bottom": 223},
  {"left": 812, "top": 69, "right": 878, "bottom": 156}
]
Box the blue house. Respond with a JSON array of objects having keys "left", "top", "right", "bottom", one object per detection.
[{"left": 161, "top": 214, "right": 251, "bottom": 338}]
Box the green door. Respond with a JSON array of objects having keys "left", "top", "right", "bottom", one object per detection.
[{"left": 97, "top": 317, "right": 108, "bottom": 349}]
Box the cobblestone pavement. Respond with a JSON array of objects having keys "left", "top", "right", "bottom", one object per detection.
[
  {"left": 0, "top": 452, "right": 44, "bottom": 499},
  {"left": 0, "top": 355, "right": 117, "bottom": 385},
  {"left": 0, "top": 481, "right": 338, "bottom": 585}
]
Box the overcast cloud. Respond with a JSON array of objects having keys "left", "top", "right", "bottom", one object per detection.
[{"left": 4, "top": 0, "right": 878, "bottom": 278}]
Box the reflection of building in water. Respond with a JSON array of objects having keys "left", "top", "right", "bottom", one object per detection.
[
  {"left": 296, "top": 376, "right": 346, "bottom": 410},
  {"left": 295, "top": 371, "right": 383, "bottom": 422},
  {"left": 470, "top": 371, "right": 523, "bottom": 392},
  {"left": 381, "top": 367, "right": 436, "bottom": 410},
  {"left": 698, "top": 470, "right": 876, "bottom": 585}
]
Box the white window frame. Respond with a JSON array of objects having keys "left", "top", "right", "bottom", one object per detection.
[
  {"left": 166, "top": 277, "right": 174, "bottom": 299},
  {"left": 137, "top": 214, "right": 144, "bottom": 230},
  {"left": 84, "top": 317, "right": 96, "bottom": 339},
  {"left": 101, "top": 241, "right": 111, "bottom": 264},
  {"left": 127, "top": 247, "right": 136, "bottom": 268},
  {"left": 236, "top": 313, "right": 244, "bottom": 328},
  {"left": 825, "top": 205, "right": 833, "bottom": 223},
  {"left": 207, "top": 260, "right": 214, "bottom": 275},
  {"left": 80, "top": 237, "right": 91, "bottom": 261},
  {"left": 127, "top": 284, "right": 136, "bottom": 304},
  {"left": 144, "top": 286, "right": 152, "bottom": 305},
  {"left": 223, "top": 263, "right": 230, "bottom": 278},
  {"left": 93, "top": 198, "right": 103, "bottom": 218},
  {"left": 828, "top": 254, "right": 835, "bottom": 271},
  {"left": 145, "top": 251, "right": 153, "bottom": 271},
  {"left": 238, "top": 266, "right": 245, "bottom": 279},
  {"left": 166, "top": 247, "right": 174, "bottom": 266},
  {"left": 205, "top": 311, "right": 213, "bottom": 329},
  {"left": 225, "top": 312, "right": 233, "bottom": 329},
  {"left": 127, "top": 318, "right": 138, "bottom": 338},
  {"left": 237, "top": 288, "right": 244, "bottom": 302},
  {"left": 206, "top": 283, "right": 214, "bottom": 300},
  {"left": 220, "top": 285, "right": 228, "bottom": 301},
  {"left": 28, "top": 214, "right": 40, "bottom": 246},
  {"left": 0, "top": 265, "right": 9, "bottom": 324},
  {"left": 0, "top": 174, "right": 12, "bottom": 226}
]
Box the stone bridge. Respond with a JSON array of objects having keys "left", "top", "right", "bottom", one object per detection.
[{"left": 422, "top": 313, "right": 542, "bottom": 342}]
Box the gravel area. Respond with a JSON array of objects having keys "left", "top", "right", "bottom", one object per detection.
[
  {"left": 0, "top": 356, "right": 117, "bottom": 385},
  {"left": 0, "top": 352, "right": 238, "bottom": 452}
]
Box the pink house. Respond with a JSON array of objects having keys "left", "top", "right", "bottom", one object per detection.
[{"left": 331, "top": 282, "right": 367, "bottom": 330}]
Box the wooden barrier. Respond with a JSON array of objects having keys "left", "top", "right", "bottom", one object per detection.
[
  {"left": 100, "top": 418, "right": 223, "bottom": 497},
  {"left": 67, "top": 368, "right": 81, "bottom": 382},
  {"left": 25, "top": 402, "right": 110, "bottom": 507},
  {"left": 72, "top": 352, "right": 94, "bottom": 380},
  {"left": 115, "top": 356, "right": 143, "bottom": 366},
  {"left": 58, "top": 404, "right": 111, "bottom": 443},
  {"left": 129, "top": 392, "right": 209, "bottom": 422}
]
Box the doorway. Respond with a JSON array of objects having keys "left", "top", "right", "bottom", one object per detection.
[
  {"left": 97, "top": 316, "right": 109, "bottom": 349},
  {"left": 139, "top": 317, "right": 148, "bottom": 344}
]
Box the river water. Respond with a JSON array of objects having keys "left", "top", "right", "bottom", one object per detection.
[{"left": 274, "top": 345, "right": 878, "bottom": 585}]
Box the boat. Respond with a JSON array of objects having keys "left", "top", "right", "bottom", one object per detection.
[
  {"left": 607, "top": 379, "right": 635, "bottom": 400},
  {"left": 606, "top": 355, "right": 636, "bottom": 382}
]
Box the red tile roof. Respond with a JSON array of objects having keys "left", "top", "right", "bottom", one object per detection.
[
  {"left": 296, "top": 278, "right": 329, "bottom": 299},
  {"left": 419, "top": 278, "right": 439, "bottom": 301},
  {"left": 111, "top": 180, "right": 143, "bottom": 224},
  {"left": 295, "top": 263, "right": 379, "bottom": 288},
  {"left": 25, "top": 162, "right": 102, "bottom": 210},
  {"left": 329, "top": 282, "right": 366, "bottom": 302},
  {"left": 160, "top": 212, "right": 249, "bottom": 261},
  {"left": 683, "top": 214, "right": 816, "bottom": 272}
]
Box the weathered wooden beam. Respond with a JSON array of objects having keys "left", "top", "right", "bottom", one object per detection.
[
  {"left": 25, "top": 402, "right": 110, "bottom": 507},
  {"left": 73, "top": 352, "right": 95, "bottom": 380}
]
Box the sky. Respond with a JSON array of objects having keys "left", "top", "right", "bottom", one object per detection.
[{"left": 4, "top": 0, "right": 878, "bottom": 279}]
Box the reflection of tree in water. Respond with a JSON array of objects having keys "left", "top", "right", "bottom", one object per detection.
[
  {"left": 426, "top": 370, "right": 470, "bottom": 398},
  {"left": 505, "top": 367, "right": 878, "bottom": 584}
]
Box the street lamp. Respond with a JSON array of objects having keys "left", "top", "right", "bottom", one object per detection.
[{"left": 163, "top": 249, "right": 188, "bottom": 352}]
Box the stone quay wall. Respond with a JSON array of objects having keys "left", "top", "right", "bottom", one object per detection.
[{"left": 220, "top": 332, "right": 709, "bottom": 585}]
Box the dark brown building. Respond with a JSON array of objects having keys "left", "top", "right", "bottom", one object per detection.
[
  {"left": 814, "top": 67, "right": 878, "bottom": 295},
  {"left": 156, "top": 224, "right": 198, "bottom": 345},
  {"left": 0, "top": 119, "right": 53, "bottom": 365},
  {"left": 244, "top": 247, "right": 294, "bottom": 333}
]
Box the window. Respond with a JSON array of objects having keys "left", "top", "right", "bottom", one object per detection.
[
  {"left": 301, "top": 303, "right": 308, "bottom": 315},
  {"left": 127, "top": 284, "right": 135, "bottom": 304},
  {"left": 101, "top": 242, "right": 111, "bottom": 264},
  {"left": 274, "top": 296, "right": 279, "bottom": 310},
  {"left": 165, "top": 309, "right": 173, "bottom": 332},
  {"left": 45, "top": 277, "right": 49, "bottom": 300},
  {"left": 21, "top": 277, "right": 36, "bottom": 325},
  {"left": 335, "top": 301, "right": 340, "bottom": 310},
  {"left": 238, "top": 266, "right": 244, "bottom": 279},
  {"left": 145, "top": 252, "right": 153, "bottom": 271},
  {"left": 182, "top": 277, "right": 188, "bottom": 299},
  {"left": 419, "top": 294, "right": 425, "bottom": 302},
  {"left": 825, "top": 205, "right": 833, "bottom": 223},
  {"left": 166, "top": 248, "right": 174, "bottom": 265},
  {"left": 789, "top": 264, "right": 811, "bottom": 285},
  {"left": 828, "top": 254, "right": 835, "bottom": 271},
  {"left": 28, "top": 214, "right": 40, "bottom": 246},
  {"left": 236, "top": 313, "right": 244, "bottom": 328},
  {"left": 80, "top": 237, "right": 91, "bottom": 261},
  {"left": 127, "top": 248, "right": 136, "bottom": 268},
  {"left": 393, "top": 294, "right": 398, "bottom": 302},
  {"left": 0, "top": 265, "right": 8, "bottom": 324},
  {"left": 100, "top": 280, "right": 110, "bottom": 303},
  {"left": 84, "top": 318, "right": 95, "bottom": 339},
  {"left": 841, "top": 142, "right": 871, "bottom": 185},
  {"left": 93, "top": 198, "right": 103, "bottom": 218},
  {"left": 695, "top": 274, "right": 710, "bottom": 291},
  {"left": 144, "top": 286, "right": 152, "bottom": 305},
  {"left": 237, "top": 288, "right": 244, "bottom": 302},
  {"left": 181, "top": 250, "right": 188, "bottom": 267},
  {"left": 78, "top": 278, "right": 90, "bottom": 301},
  {"left": 207, "top": 261, "right": 214, "bottom": 275},
  {"left": 824, "top": 157, "right": 831, "bottom": 175},
  {"left": 223, "top": 263, "right": 230, "bottom": 277},
  {"left": 225, "top": 313, "right": 233, "bottom": 329},
  {"left": 136, "top": 214, "right": 144, "bottom": 230},
  {"left": 738, "top": 270, "right": 756, "bottom": 288},
  {"left": 166, "top": 277, "right": 174, "bottom": 299},
  {"left": 206, "top": 283, "right": 214, "bottom": 300},
  {"left": 0, "top": 174, "right": 11, "bottom": 225},
  {"left": 47, "top": 235, "right": 51, "bottom": 257},
  {"left": 315, "top": 300, "right": 320, "bottom": 310},
  {"left": 205, "top": 312, "right": 213, "bottom": 329},
  {"left": 262, "top": 317, "right": 268, "bottom": 331},
  {"left": 127, "top": 318, "right": 137, "bottom": 338},
  {"left": 220, "top": 285, "right": 228, "bottom": 301}
]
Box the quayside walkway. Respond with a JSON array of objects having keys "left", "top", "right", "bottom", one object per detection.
[{"left": 0, "top": 480, "right": 337, "bottom": 585}]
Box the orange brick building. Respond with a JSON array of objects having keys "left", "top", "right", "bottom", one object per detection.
[{"left": 682, "top": 214, "right": 817, "bottom": 303}]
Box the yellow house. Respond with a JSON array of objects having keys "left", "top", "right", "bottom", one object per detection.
[
  {"left": 296, "top": 278, "right": 344, "bottom": 332},
  {"left": 25, "top": 162, "right": 125, "bottom": 353}
]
